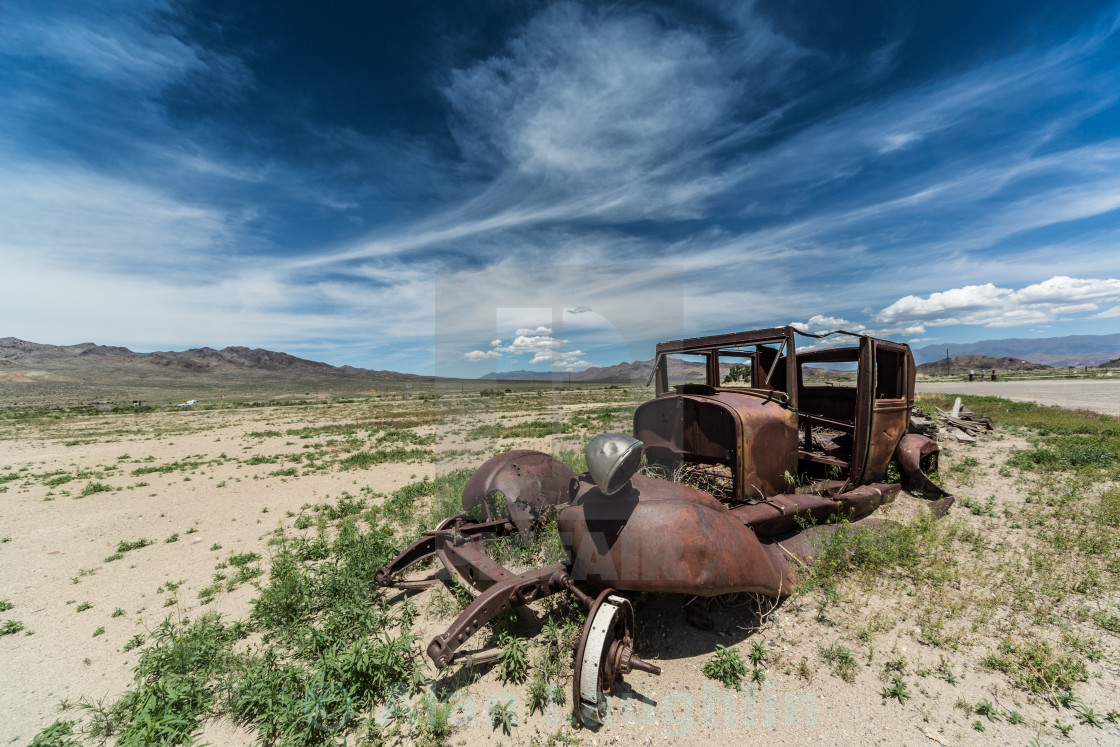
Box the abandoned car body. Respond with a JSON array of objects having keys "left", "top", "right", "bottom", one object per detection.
[{"left": 374, "top": 326, "right": 949, "bottom": 725}]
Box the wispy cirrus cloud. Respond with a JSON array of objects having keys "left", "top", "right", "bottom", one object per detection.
[
  {"left": 305, "top": 0, "right": 803, "bottom": 270},
  {"left": 0, "top": 1, "right": 235, "bottom": 90},
  {"left": 444, "top": 3, "right": 738, "bottom": 201},
  {"left": 3, "top": 1, "right": 1120, "bottom": 374}
]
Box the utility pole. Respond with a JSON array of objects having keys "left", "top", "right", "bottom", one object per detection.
[{"left": 945, "top": 348, "right": 950, "bottom": 376}]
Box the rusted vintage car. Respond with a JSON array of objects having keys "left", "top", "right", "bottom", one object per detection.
[{"left": 375, "top": 326, "right": 948, "bottom": 725}]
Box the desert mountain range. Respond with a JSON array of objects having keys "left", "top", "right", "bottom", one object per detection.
[
  {"left": 485, "top": 353, "right": 1065, "bottom": 382},
  {"left": 2, "top": 331, "right": 1117, "bottom": 388},
  {"left": 0, "top": 338, "right": 427, "bottom": 385},
  {"left": 481, "top": 358, "right": 730, "bottom": 382},
  {"left": 487, "top": 332, "right": 1120, "bottom": 380},
  {"left": 912, "top": 332, "right": 1120, "bottom": 367},
  {"left": 914, "top": 355, "right": 1051, "bottom": 375}
]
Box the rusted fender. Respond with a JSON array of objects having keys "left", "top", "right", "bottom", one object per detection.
[
  {"left": 730, "top": 483, "right": 900, "bottom": 537},
  {"left": 461, "top": 450, "right": 578, "bottom": 541},
  {"left": 558, "top": 474, "right": 798, "bottom": 597},
  {"left": 896, "top": 433, "right": 954, "bottom": 516}
]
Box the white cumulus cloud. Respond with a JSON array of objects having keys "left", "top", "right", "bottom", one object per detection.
[
  {"left": 875, "top": 276, "right": 1120, "bottom": 328},
  {"left": 789, "top": 314, "right": 861, "bottom": 333}
]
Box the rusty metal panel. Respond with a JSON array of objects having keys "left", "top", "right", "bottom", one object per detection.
[
  {"left": 655, "top": 326, "right": 793, "bottom": 356},
  {"left": 859, "top": 340, "right": 916, "bottom": 483},
  {"left": 863, "top": 399, "right": 909, "bottom": 482},
  {"left": 634, "top": 391, "right": 797, "bottom": 499},
  {"left": 558, "top": 475, "right": 796, "bottom": 597},
  {"left": 460, "top": 449, "right": 577, "bottom": 540},
  {"left": 851, "top": 337, "right": 873, "bottom": 485},
  {"left": 730, "top": 482, "right": 899, "bottom": 536}
]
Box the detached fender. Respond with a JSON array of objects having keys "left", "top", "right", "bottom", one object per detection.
[
  {"left": 895, "top": 433, "right": 954, "bottom": 516},
  {"left": 461, "top": 450, "right": 578, "bottom": 541}
]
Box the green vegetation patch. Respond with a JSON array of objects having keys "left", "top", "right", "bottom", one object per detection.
[
  {"left": 376, "top": 428, "right": 436, "bottom": 446},
  {"left": 68, "top": 507, "right": 423, "bottom": 746},
  {"left": 131, "top": 460, "right": 205, "bottom": 476},
  {"left": 337, "top": 447, "right": 431, "bottom": 469},
  {"left": 798, "top": 511, "right": 960, "bottom": 595},
  {"left": 113, "top": 538, "right": 153, "bottom": 555},
  {"left": 1007, "top": 436, "right": 1116, "bottom": 471},
  {"left": 703, "top": 644, "right": 749, "bottom": 690},
  {"left": 28, "top": 718, "right": 80, "bottom": 747},
  {"left": 566, "top": 405, "right": 636, "bottom": 432},
  {"left": 982, "top": 638, "right": 1088, "bottom": 694},
  {"left": 466, "top": 419, "right": 570, "bottom": 441}
]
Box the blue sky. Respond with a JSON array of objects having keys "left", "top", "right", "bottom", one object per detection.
[{"left": 2, "top": 1, "right": 1119, "bottom": 376}]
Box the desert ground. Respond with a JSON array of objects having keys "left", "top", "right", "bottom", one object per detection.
[{"left": 2, "top": 385, "right": 1118, "bottom": 746}]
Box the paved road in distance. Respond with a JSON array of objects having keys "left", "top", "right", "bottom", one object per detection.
[{"left": 917, "top": 379, "right": 1120, "bottom": 416}]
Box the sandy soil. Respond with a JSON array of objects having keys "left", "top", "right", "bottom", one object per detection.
[{"left": 1, "top": 391, "right": 1118, "bottom": 746}]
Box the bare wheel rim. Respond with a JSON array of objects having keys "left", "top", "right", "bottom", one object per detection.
[{"left": 573, "top": 588, "right": 634, "bottom": 726}]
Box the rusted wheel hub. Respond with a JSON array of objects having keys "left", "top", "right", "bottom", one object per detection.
[{"left": 573, "top": 588, "right": 660, "bottom": 726}]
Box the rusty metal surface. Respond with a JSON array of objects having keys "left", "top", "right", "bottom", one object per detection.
[
  {"left": 559, "top": 473, "right": 797, "bottom": 597},
  {"left": 461, "top": 449, "right": 577, "bottom": 540},
  {"left": 896, "top": 432, "right": 955, "bottom": 517},
  {"left": 373, "top": 324, "right": 956, "bottom": 727},
  {"left": 637, "top": 327, "right": 922, "bottom": 495},
  {"left": 634, "top": 391, "right": 798, "bottom": 499},
  {"left": 374, "top": 518, "right": 512, "bottom": 588},
  {"left": 426, "top": 557, "right": 568, "bottom": 668},
  {"left": 435, "top": 532, "right": 517, "bottom": 593},
  {"left": 850, "top": 338, "right": 874, "bottom": 484},
  {"left": 862, "top": 399, "right": 910, "bottom": 482},
  {"left": 857, "top": 340, "right": 916, "bottom": 483},
  {"left": 730, "top": 482, "right": 900, "bottom": 537},
  {"left": 573, "top": 589, "right": 660, "bottom": 727}
]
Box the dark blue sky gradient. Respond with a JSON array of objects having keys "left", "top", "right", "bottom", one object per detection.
[{"left": 2, "top": 0, "right": 1118, "bottom": 372}]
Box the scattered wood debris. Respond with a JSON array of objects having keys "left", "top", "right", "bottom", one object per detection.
[{"left": 932, "top": 397, "right": 994, "bottom": 442}]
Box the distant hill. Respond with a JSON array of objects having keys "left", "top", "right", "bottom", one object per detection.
[
  {"left": 483, "top": 333, "right": 1120, "bottom": 383},
  {"left": 483, "top": 358, "right": 722, "bottom": 382},
  {"left": 486, "top": 333, "right": 1120, "bottom": 381},
  {"left": 916, "top": 354, "right": 1051, "bottom": 375},
  {"left": 479, "top": 369, "right": 566, "bottom": 381},
  {"left": 483, "top": 359, "right": 855, "bottom": 382},
  {"left": 0, "top": 337, "right": 425, "bottom": 385},
  {"left": 913, "top": 333, "right": 1120, "bottom": 368}
]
